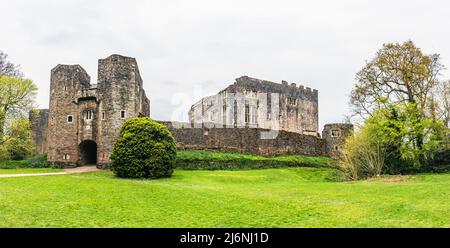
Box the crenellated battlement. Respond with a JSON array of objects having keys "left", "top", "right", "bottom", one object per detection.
[{"left": 233, "top": 75, "right": 318, "bottom": 100}]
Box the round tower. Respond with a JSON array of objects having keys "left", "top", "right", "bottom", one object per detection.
[{"left": 322, "top": 123, "right": 354, "bottom": 159}]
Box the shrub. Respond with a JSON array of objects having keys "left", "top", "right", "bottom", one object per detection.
[
  {"left": 340, "top": 122, "right": 385, "bottom": 180},
  {"left": 6, "top": 138, "right": 33, "bottom": 160},
  {"left": 340, "top": 103, "right": 449, "bottom": 180},
  {"left": 0, "top": 145, "right": 10, "bottom": 161},
  {"left": 26, "top": 154, "right": 50, "bottom": 168},
  {"left": 0, "top": 160, "right": 27, "bottom": 169},
  {"left": 110, "top": 117, "right": 177, "bottom": 178},
  {"left": 2, "top": 117, "right": 34, "bottom": 160}
]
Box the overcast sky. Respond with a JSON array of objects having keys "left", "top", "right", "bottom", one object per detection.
[{"left": 1, "top": 0, "right": 449, "bottom": 129}]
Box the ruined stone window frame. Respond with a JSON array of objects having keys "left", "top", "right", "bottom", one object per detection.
[
  {"left": 102, "top": 112, "right": 105, "bottom": 120},
  {"left": 120, "top": 110, "right": 126, "bottom": 119},
  {"left": 84, "top": 110, "right": 94, "bottom": 120},
  {"left": 67, "top": 115, "right": 73, "bottom": 124},
  {"left": 251, "top": 106, "right": 257, "bottom": 124},
  {"left": 331, "top": 129, "right": 341, "bottom": 137},
  {"left": 222, "top": 104, "right": 227, "bottom": 125},
  {"left": 287, "top": 97, "right": 297, "bottom": 105},
  {"left": 244, "top": 104, "right": 250, "bottom": 124}
]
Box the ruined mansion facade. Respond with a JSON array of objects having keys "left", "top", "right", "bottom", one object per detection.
[
  {"left": 31, "top": 54, "right": 352, "bottom": 168},
  {"left": 189, "top": 76, "right": 319, "bottom": 135}
]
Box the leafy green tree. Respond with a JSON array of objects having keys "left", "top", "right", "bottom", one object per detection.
[
  {"left": 0, "top": 75, "right": 37, "bottom": 138},
  {"left": 1, "top": 117, "right": 34, "bottom": 160},
  {"left": 350, "top": 40, "right": 448, "bottom": 169},
  {"left": 110, "top": 117, "right": 177, "bottom": 178},
  {"left": 341, "top": 103, "right": 447, "bottom": 179}
]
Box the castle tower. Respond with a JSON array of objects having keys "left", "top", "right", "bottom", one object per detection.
[
  {"left": 47, "top": 64, "right": 92, "bottom": 167},
  {"left": 46, "top": 55, "right": 150, "bottom": 168},
  {"left": 322, "top": 123, "right": 354, "bottom": 159},
  {"left": 96, "top": 55, "right": 150, "bottom": 168}
]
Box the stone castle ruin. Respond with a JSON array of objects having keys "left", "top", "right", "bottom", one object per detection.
[
  {"left": 31, "top": 54, "right": 352, "bottom": 168},
  {"left": 37, "top": 55, "right": 150, "bottom": 167},
  {"left": 189, "top": 76, "right": 319, "bottom": 135}
]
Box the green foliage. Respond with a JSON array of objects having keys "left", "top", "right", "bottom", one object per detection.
[
  {"left": 340, "top": 124, "right": 384, "bottom": 180},
  {"left": 0, "top": 145, "right": 9, "bottom": 160},
  {"left": 370, "top": 103, "right": 447, "bottom": 172},
  {"left": 0, "top": 159, "right": 28, "bottom": 169},
  {"left": 0, "top": 75, "right": 37, "bottom": 137},
  {"left": 26, "top": 154, "right": 50, "bottom": 168},
  {"left": 341, "top": 103, "right": 448, "bottom": 179},
  {"left": 175, "top": 150, "right": 335, "bottom": 170},
  {"left": 2, "top": 117, "right": 34, "bottom": 160},
  {"left": 0, "top": 154, "right": 50, "bottom": 169},
  {"left": 110, "top": 117, "right": 177, "bottom": 178}
]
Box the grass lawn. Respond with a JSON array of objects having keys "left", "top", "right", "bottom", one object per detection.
[
  {"left": 0, "top": 167, "right": 449, "bottom": 227},
  {"left": 175, "top": 150, "right": 336, "bottom": 169},
  {"left": 0, "top": 168, "right": 63, "bottom": 174}
]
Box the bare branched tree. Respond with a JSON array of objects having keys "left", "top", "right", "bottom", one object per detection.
[
  {"left": 431, "top": 80, "right": 450, "bottom": 127},
  {"left": 0, "top": 50, "right": 23, "bottom": 77}
]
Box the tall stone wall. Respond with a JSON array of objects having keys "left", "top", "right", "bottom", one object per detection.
[
  {"left": 160, "top": 121, "right": 327, "bottom": 156},
  {"left": 29, "top": 109, "right": 49, "bottom": 154}
]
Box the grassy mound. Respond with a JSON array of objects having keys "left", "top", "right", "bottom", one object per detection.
[{"left": 175, "top": 150, "right": 336, "bottom": 170}]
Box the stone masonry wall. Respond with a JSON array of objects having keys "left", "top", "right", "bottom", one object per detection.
[
  {"left": 322, "top": 123, "right": 354, "bottom": 159},
  {"left": 29, "top": 109, "right": 49, "bottom": 154},
  {"left": 47, "top": 65, "right": 91, "bottom": 166},
  {"left": 160, "top": 121, "right": 327, "bottom": 156}
]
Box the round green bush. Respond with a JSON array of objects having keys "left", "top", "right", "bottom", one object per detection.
[{"left": 110, "top": 117, "right": 177, "bottom": 178}]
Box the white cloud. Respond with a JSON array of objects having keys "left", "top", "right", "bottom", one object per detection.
[{"left": 1, "top": 0, "right": 449, "bottom": 128}]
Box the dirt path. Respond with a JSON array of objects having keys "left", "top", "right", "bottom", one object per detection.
[
  {"left": 64, "top": 165, "right": 100, "bottom": 173},
  {"left": 0, "top": 166, "right": 101, "bottom": 178}
]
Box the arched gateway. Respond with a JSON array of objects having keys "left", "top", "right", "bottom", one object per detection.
[{"left": 78, "top": 140, "right": 97, "bottom": 165}]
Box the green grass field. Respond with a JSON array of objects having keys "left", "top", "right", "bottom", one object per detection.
[
  {"left": 0, "top": 167, "right": 448, "bottom": 227},
  {"left": 0, "top": 168, "right": 63, "bottom": 174},
  {"left": 175, "top": 150, "right": 336, "bottom": 169}
]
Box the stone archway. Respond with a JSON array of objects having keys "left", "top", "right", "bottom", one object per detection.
[{"left": 78, "top": 140, "right": 97, "bottom": 166}]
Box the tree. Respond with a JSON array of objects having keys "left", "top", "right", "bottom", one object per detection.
[
  {"left": 341, "top": 103, "right": 447, "bottom": 179},
  {"left": 0, "top": 75, "right": 37, "bottom": 138},
  {"left": 430, "top": 80, "right": 450, "bottom": 127},
  {"left": 351, "top": 40, "right": 444, "bottom": 120},
  {"left": 0, "top": 50, "right": 22, "bottom": 77},
  {"left": 350, "top": 40, "right": 450, "bottom": 161},
  {"left": 110, "top": 117, "right": 177, "bottom": 178},
  {"left": 3, "top": 117, "right": 34, "bottom": 160}
]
